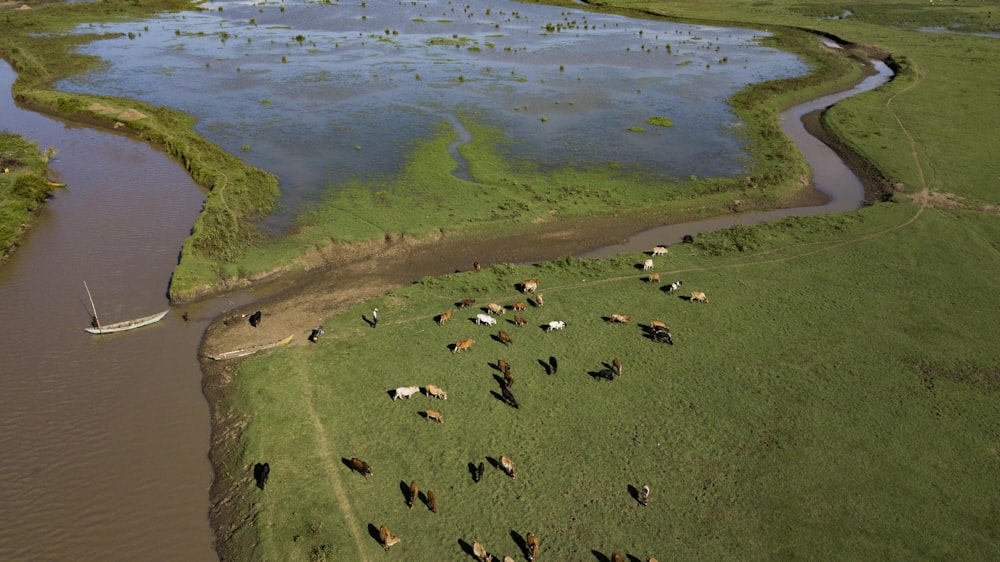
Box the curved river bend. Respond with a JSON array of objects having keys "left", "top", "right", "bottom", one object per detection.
[{"left": 0, "top": 55, "right": 890, "bottom": 559}]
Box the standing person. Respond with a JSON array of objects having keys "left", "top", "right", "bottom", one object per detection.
[{"left": 372, "top": 307, "right": 378, "bottom": 329}]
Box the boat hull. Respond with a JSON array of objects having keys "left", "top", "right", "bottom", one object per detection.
[{"left": 85, "top": 310, "right": 169, "bottom": 334}]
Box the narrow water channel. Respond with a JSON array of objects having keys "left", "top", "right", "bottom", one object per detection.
[{"left": 0, "top": 52, "right": 890, "bottom": 560}]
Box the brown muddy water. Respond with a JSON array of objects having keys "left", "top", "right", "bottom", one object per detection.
[
  {"left": 0, "top": 61, "right": 220, "bottom": 561},
  {"left": 0, "top": 48, "right": 891, "bottom": 560}
]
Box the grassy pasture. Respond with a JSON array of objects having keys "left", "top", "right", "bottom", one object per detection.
[{"left": 223, "top": 202, "right": 1000, "bottom": 561}]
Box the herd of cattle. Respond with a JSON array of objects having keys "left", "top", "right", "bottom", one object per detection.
[{"left": 260, "top": 247, "right": 702, "bottom": 560}]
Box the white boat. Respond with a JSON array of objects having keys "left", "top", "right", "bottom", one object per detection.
[{"left": 85, "top": 309, "right": 169, "bottom": 334}]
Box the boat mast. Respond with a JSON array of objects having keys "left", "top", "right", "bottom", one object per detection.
[{"left": 83, "top": 280, "right": 102, "bottom": 334}]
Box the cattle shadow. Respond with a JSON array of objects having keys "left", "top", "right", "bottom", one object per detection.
[
  {"left": 398, "top": 481, "right": 411, "bottom": 507},
  {"left": 385, "top": 389, "right": 397, "bottom": 400},
  {"left": 252, "top": 462, "right": 269, "bottom": 490},
  {"left": 366, "top": 523, "right": 381, "bottom": 544},
  {"left": 549, "top": 355, "right": 559, "bottom": 374},
  {"left": 485, "top": 456, "right": 500, "bottom": 471},
  {"left": 362, "top": 313, "right": 375, "bottom": 328},
  {"left": 537, "top": 358, "right": 552, "bottom": 375},
  {"left": 588, "top": 368, "right": 616, "bottom": 381},
  {"left": 457, "top": 538, "right": 477, "bottom": 559},
  {"left": 677, "top": 294, "right": 694, "bottom": 301},
  {"left": 633, "top": 262, "right": 649, "bottom": 271},
  {"left": 491, "top": 374, "right": 507, "bottom": 389},
  {"left": 591, "top": 550, "right": 612, "bottom": 562},
  {"left": 510, "top": 530, "right": 528, "bottom": 559},
  {"left": 627, "top": 484, "right": 644, "bottom": 505}
]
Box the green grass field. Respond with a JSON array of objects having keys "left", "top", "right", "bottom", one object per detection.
[
  {"left": 222, "top": 203, "right": 1000, "bottom": 561},
  {"left": 0, "top": 132, "right": 57, "bottom": 264}
]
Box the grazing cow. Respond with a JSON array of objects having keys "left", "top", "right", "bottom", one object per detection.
[
  {"left": 474, "top": 260, "right": 481, "bottom": 271},
  {"left": 393, "top": 386, "right": 420, "bottom": 400},
  {"left": 612, "top": 554, "right": 626, "bottom": 562},
  {"left": 666, "top": 280, "right": 683, "bottom": 293},
  {"left": 512, "top": 301, "right": 527, "bottom": 312},
  {"left": 652, "top": 326, "right": 673, "bottom": 345},
  {"left": 425, "top": 409, "right": 444, "bottom": 423},
  {"left": 498, "top": 330, "right": 513, "bottom": 346},
  {"left": 409, "top": 480, "right": 419, "bottom": 509},
  {"left": 348, "top": 457, "right": 373, "bottom": 478},
  {"left": 378, "top": 525, "right": 400, "bottom": 550},
  {"left": 613, "top": 358, "right": 622, "bottom": 377},
  {"left": 641, "top": 484, "right": 650, "bottom": 506},
  {"left": 248, "top": 310, "right": 262, "bottom": 327},
  {"left": 504, "top": 557, "right": 516, "bottom": 562},
  {"left": 643, "top": 259, "right": 654, "bottom": 270},
  {"left": 513, "top": 315, "right": 528, "bottom": 327},
  {"left": 498, "top": 359, "right": 512, "bottom": 374},
  {"left": 458, "top": 298, "right": 476, "bottom": 309},
  {"left": 501, "top": 386, "right": 519, "bottom": 409},
  {"left": 527, "top": 532, "right": 539, "bottom": 561},
  {"left": 424, "top": 384, "right": 448, "bottom": 400},
  {"left": 254, "top": 462, "right": 270, "bottom": 490},
  {"left": 308, "top": 325, "right": 324, "bottom": 343},
  {"left": 427, "top": 489, "right": 437, "bottom": 513},
  {"left": 646, "top": 273, "right": 660, "bottom": 283},
  {"left": 473, "top": 540, "right": 489, "bottom": 562},
  {"left": 487, "top": 303, "right": 505, "bottom": 315},
  {"left": 476, "top": 462, "right": 485, "bottom": 483},
  {"left": 503, "top": 371, "right": 514, "bottom": 389},
  {"left": 690, "top": 291, "right": 709, "bottom": 303},
  {"left": 648, "top": 558, "right": 659, "bottom": 562},
  {"left": 453, "top": 339, "right": 475, "bottom": 353},
  {"left": 609, "top": 313, "right": 631, "bottom": 323},
  {"left": 437, "top": 310, "right": 454, "bottom": 325},
  {"left": 649, "top": 320, "right": 667, "bottom": 331},
  {"left": 652, "top": 245, "right": 669, "bottom": 256},
  {"left": 682, "top": 234, "right": 695, "bottom": 244},
  {"left": 476, "top": 313, "right": 498, "bottom": 326},
  {"left": 546, "top": 320, "right": 566, "bottom": 332},
  {"left": 499, "top": 455, "right": 517, "bottom": 478},
  {"left": 521, "top": 279, "right": 538, "bottom": 293},
  {"left": 535, "top": 293, "right": 544, "bottom": 307},
  {"left": 549, "top": 356, "right": 558, "bottom": 374}
]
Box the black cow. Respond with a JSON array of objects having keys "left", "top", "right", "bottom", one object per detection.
[
  {"left": 548, "top": 356, "right": 558, "bottom": 374},
  {"left": 308, "top": 325, "right": 324, "bottom": 343},
  {"left": 253, "top": 462, "right": 270, "bottom": 490},
  {"left": 653, "top": 326, "right": 673, "bottom": 345},
  {"left": 248, "top": 310, "right": 262, "bottom": 327},
  {"left": 473, "top": 461, "right": 485, "bottom": 483},
  {"left": 501, "top": 386, "right": 519, "bottom": 409}
]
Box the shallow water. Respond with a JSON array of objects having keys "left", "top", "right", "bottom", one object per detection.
[{"left": 58, "top": 0, "right": 807, "bottom": 228}]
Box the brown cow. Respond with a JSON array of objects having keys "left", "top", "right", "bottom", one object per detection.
[
  {"left": 424, "top": 384, "right": 448, "bottom": 400},
  {"left": 378, "top": 525, "right": 400, "bottom": 550},
  {"left": 609, "top": 313, "right": 631, "bottom": 323},
  {"left": 513, "top": 315, "right": 528, "bottom": 326},
  {"left": 458, "top": 298, "right": 476, "bottom": 309},
  {"left": 512, "top": 301, "right": 527, "bottom": 311},
  {"left": 690, "top": 291, "right": 709, "bottom": 303},
  {"left": 646, "top": 273, "right": 661, "bottom": 283},
  {"left": 409, "top": 480, "right": 419, "bottom": 509},
  {"left": 424, "top": 409, "right": 443, "bottom": 423},
  {"left": 499, "top": 455, "right": 517, "bottom": 478},
  {"left": 453, "top": 339, "right": 475, "bottom": 353},
  {"left": 427, "top": 489, "right": 437, "bottom": 513},
  {"left": 504, "top": 371, "right": 514, "bottom": 389},
  {"left": 649, "top": 320, "right": 667, "bottom": 331},
  {"left": 348, "top": 457, "right": 373, "bottom": 478},
  {"left": 487, "top": 302, "right": 505, "bottom": 315},
  {"left": 521, "top": 279, "right": 538, "bottom": 293},
  {"left": 437, "top": 310, "right": 454, "bottom": 325},
  {"left": 535, "top": 293, "right": 544, "bottom": 307},
  {"left": 527, "top": 532, "right": 539, "bottom": 561},
  {"left": 497, "top": 359, "right": 512, "bottom": 373},
  {"left": 611, "top": 554, "right": 625, "bottom": 562},
  {"left": 474, "top": 260, "right": 481, "bottom": 271},
  {"left": 613, "top": 358, "right": 622, "bottom": 377},
  {"left": 498, "top": 330, "right": 513, "bottom": 346},
  {"left": 473, "top": 540, "right": 489, "bottom": 561}
]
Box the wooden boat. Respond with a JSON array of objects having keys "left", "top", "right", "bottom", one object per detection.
[
  {"left": 208, "top": 334, "right": 294, "bottom": 361},
  {"left": 85, "top": 309, "right": 169, "bottom": 334}
]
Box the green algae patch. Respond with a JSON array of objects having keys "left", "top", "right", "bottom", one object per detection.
[{"left": 647, "top": 116, "right": 673, "bottom": 127}]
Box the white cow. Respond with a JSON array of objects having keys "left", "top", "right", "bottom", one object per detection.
[
  {"left": 652, "top": 245, "right": 669, "bottom": 256},
  {"left": 393, "top": 386, "right": 420, "bottom": 400},
  {"left": 546, "top": 320, "right": 566, "bottom": 332},
  {"left": 476, "top": 313, "right": 497, "bottom": 326},
  {"left": 643, "top": 259, "right": 654, "bottom": 270}
]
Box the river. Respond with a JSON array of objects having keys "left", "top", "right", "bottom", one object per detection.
[{"left": 0, "top": 52, "right": 890, "bottom": 560}]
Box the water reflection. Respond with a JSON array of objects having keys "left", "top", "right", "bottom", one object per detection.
[{"left": 59, "top": 0, "right": 807, "bottom": 228}]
